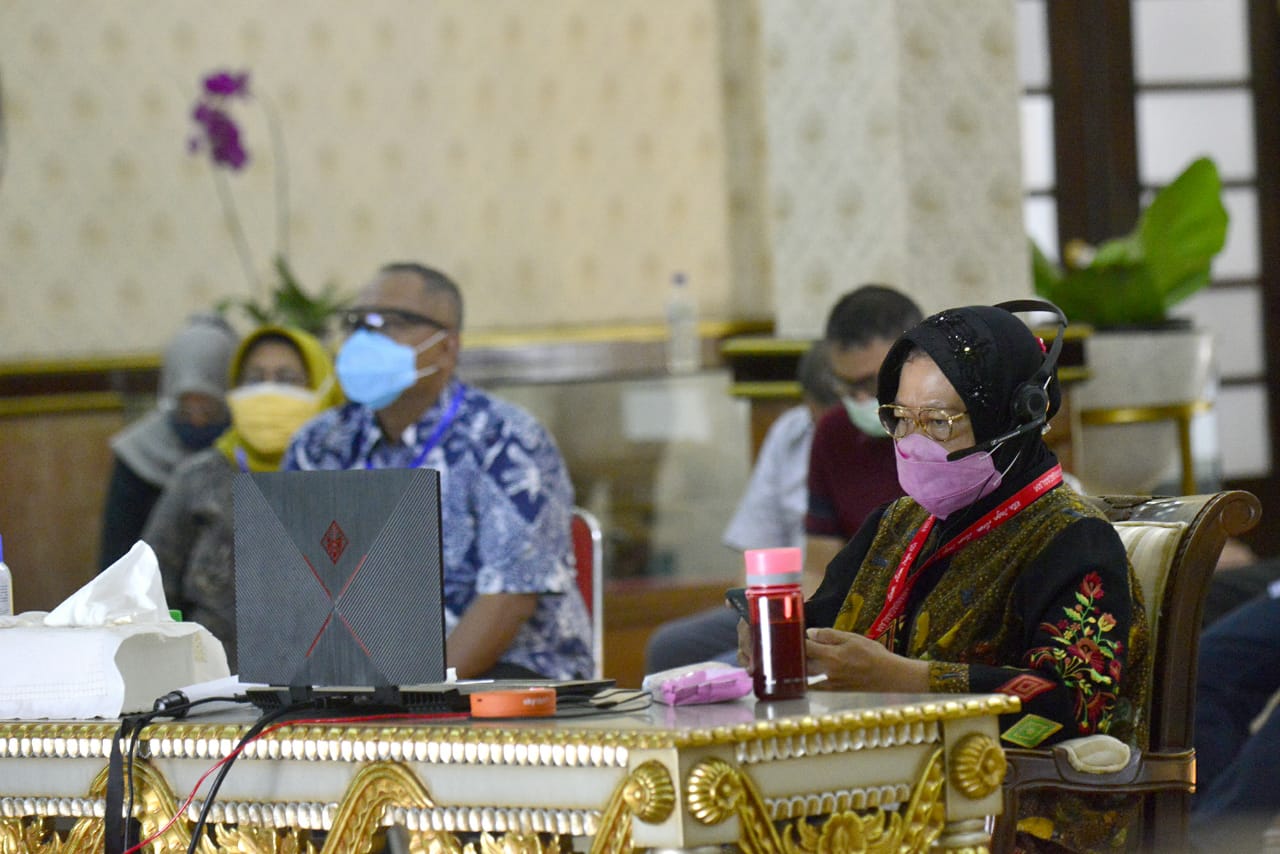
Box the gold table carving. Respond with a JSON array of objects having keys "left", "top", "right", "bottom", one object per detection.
[{"left": 0, "top": 692, "right": 1018, "bottom": 852}]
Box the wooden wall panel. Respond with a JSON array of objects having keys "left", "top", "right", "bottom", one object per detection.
[{"left": 0, "top": 411, "right": 124, "bottom": 612}]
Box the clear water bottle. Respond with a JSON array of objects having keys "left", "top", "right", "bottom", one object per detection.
[
  {"left": 0, "top": 534, "right": 12, "bottom": 616},
  {"left": 744, "top": 547, "right": 807, "bottom": 701},
  {"left": 665, "top": 272, "right": 699, "bottom": 374}
]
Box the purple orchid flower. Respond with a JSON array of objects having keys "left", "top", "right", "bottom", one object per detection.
[
  {"left": 191, "top": 103, "right": 249, "bottom": 170},
  {"left": 203, "top": 70, "right": 250, "bottom": 98}
]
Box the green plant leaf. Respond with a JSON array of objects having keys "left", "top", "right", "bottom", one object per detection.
[
  {"left": 1089, "top": 234, "right": 1143, "bottom": 270},
  {"left": 1028, "top": 157, "right": 1227, "bottom": 328},
  {"left": 1030, "top": 240, "right": 1063, "bottom": 296},
  {"left": 1138, "top": 156, "right": 1229, "bottom": 312},
  {"left": 1056, "top": 264, "right": 1165, "bottom": 328}
]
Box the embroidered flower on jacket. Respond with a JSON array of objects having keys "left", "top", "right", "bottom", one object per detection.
[{"left": 1027, "top": 572, "right": 1124, "bottom": 733}]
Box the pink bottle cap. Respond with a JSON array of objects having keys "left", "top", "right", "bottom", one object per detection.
[{"left": 744, "top": 547, "right": 803, "bottom": 587}]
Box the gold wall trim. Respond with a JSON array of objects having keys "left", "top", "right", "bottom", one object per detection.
[
  {"left": 729, "top": 381, "right": 804, "bottom": 400},
  {"left": 0, "top": 391, "right": 125, "bottom": 417},
  {"left": 0, "top": 321, "right": 774, "bottom": 375},
  {"left": 466, "top": 319, "right": 771, "bottom": 348},
  {"left": 0, "top": 320, "right": 776, "bottom": 395},
  {"left": 720, "top": 336, "right": 811, "bottom": 357},
  {"left": 1079, "top": 400, "right": 1211, "bottom": 426},
  {"left": 0, "top": 354, "right": 161, "bottom": 377}
]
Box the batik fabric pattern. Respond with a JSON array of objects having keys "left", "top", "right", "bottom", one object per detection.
[
  {"left": 284, "top": 380, "right": 593, "bottom": 680},
  {"left": 815, "top": 485, "right": 1150, "bottom": 852}
]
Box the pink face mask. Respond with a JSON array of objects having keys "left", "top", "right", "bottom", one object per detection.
[{"left": 894, "top": 433, "right": 1003, "bottom": 519}]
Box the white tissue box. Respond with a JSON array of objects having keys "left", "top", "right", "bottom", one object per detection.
[{"left": 0, "top": 622, "right": 230, "bottom": 719}]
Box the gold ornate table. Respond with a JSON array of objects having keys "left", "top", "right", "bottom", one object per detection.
[{"left": 0, "top": 691, "right": 1017, "bottom": 853}]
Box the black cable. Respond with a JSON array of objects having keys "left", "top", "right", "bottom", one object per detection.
[
  {"left": 107, "top": 713, "right": 149, "bottom": 854},
  {"left": 185, "top": 701, "right": 312, "bottom": 854},
  {"left": 124, "top": 713, "right": 153, "bottom": 845},
  {"left": 131, "top": 696, "right": 246, "bottom": 835},
  {"left": 551, "top": 690, "right": 652, "bottom": 718}
]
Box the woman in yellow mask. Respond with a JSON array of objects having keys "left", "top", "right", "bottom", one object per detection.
[{"left": 142, "top": 326, "right": 342, "bottom": 668}]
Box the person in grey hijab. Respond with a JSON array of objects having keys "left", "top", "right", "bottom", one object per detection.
[{"left": 98, "top": 314, "right": 239, "bottom": 569}]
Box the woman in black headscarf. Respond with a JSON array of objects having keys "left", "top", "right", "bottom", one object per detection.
[{"left": 785, "top": 303, "right": 1149, "bottom": 851}]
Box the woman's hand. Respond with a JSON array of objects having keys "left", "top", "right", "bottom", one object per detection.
[
  {"left": 804, "top": 627, "right": 929, "bottom": 692},
  {"left": 736, "top": 617, "right": 753, "bottom": 674}
]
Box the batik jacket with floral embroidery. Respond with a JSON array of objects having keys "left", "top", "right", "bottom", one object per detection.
[{"left": 809, "top": 484, "right": 1150, "bottom": 749}]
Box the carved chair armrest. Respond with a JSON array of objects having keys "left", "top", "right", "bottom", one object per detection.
[{"left": 1004, "top": 747, "right": 1195, "bottom": 795}]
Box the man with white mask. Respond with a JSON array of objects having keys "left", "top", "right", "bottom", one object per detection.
[
  {"left": 804, "top": 285, "right": 923, "bottom": 588},
  {"left": 284, "top": 263, "right": 592, "bottom": 681}
]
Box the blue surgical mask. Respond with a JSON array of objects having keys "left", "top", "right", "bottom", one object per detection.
[
  {"left": 336, "top": 329, "right": 447, "bottom": 410},
  {"left": 842, "top": 396, "right": 885, "bottom": 438},
  {"left": 169, "top": 413, "right": 229, "bottom": 450}
]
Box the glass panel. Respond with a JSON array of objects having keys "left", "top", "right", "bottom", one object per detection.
[
  {"left": 1217, "top": 384, "right": 1271, "bottom": 478},
  {"left": 1020, "top": 94, "right": 1055, "bottom": 192},
  {"left": 1173, "top": 287, "right": 1263, "bottom": 379},
  {"left": 1136, "top": 91, "right": 1255, "bottom": 184},
  {"left": 1015, "top": 0, "right": 1050, "bottom": 88},
  {"left": 1133, "top": 0, "right": 1248, "bottom": 84},
  {"left": 1024, "top": 195, "right": 1059, "bottom": 262},
  {"left": 490, "top": 371, "right": 753, "bottom": 582},
  {"left": 1216, "top": 187, "right": 1260, "bottom": 280}
]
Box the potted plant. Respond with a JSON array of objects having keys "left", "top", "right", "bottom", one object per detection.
[
  {"left": 1031, "top": 157, "right": 1229, "bottom": 494},
  {"left": 187, "top": 69, "right": 349, "bottom": 338}
]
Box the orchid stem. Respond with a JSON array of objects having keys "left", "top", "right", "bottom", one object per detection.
[
  {"left": 261, "top": 94, "right": 290, "bottom": 263},
  {"left": 211, "top": 167, "right": 260, "bottom": 301}
]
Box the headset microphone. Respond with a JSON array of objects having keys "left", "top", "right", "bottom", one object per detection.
[
  {"left": 945, "top": 298, "right": 1067, "bottom": 462},
  {"left": 946, "top": 419, "right": 1044, "bottom": 460}
]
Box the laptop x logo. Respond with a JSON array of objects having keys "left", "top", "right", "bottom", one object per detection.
[{"left": 301, "top": 550, "right": 372, "bottom": 659}]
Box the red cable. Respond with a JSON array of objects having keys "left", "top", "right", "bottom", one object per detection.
[{"left": 121, "top": 711, "right": 469, "bottom": 854}]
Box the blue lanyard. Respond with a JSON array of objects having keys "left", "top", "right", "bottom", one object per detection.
[{"left": 363, "top": 384, "right": 465, "bottom": 470}]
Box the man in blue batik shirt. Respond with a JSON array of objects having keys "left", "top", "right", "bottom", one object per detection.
[{"left": 284, "top": 262, "right": 592, "bottom": 681}]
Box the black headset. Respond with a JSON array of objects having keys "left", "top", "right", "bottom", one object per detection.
[{"left": 946, "top": 298, "right": 1068, "bottom": 460}]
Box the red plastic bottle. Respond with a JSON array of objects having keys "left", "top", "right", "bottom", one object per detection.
[{"left": 745, "top": 547, "right": 807, "bottom": 701}]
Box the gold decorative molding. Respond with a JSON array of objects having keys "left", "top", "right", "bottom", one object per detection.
[
  {"left": 949, "top": 733, "right": 1007, "bottom": 800},
  {"left": 472, "top": 834, "right": 561, "bottom": 854},
  {"left": 0, "top": 702, "right": 1011, "bottom": 851},
  {"left": 322, "top": 761, "right": 571, "bottom": 854},
  {"left": 400, "top": 832, "right": 561, "bottom": 854},
  {"left": 684, "top": 748, "right": 948, "bottom": 853},
  {"left": 0, "top": 818, "right": 64, "bottom": 853},
  {"left": 0, "top": 697, "right": 1021, "bottom": 769},
  {"left": 84, "top": 758, "right": 215, "bottom": 854},
  {"left": 212, "top": 826, "right": 319, "bottom": 854},
  {"left": 622, "top": 760, "right": 676, "bottom": 824},
  {"left": 0, "top": 758, "right": 270, "bottom": 854},
  {"left": 325, "top": 761, "right": 434, "bottom": 854},
  {"left": 592, "top": 760, "right": 675, "bottom": 853},
  {"left": 17, "top": 760, "right": 321, "bottom": 854}
]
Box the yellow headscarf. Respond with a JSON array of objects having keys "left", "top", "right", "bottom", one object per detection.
[{"left": 215, "top": 326, "right": 345, "bottom": 472}]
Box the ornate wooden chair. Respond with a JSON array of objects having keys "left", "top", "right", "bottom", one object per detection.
[{"left": 996, "top": 490, "right": 1262, "bottom": 852}]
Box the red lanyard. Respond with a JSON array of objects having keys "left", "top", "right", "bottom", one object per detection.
[{"left": 864, "top": 464, "right": 1063, "bottom": 641}]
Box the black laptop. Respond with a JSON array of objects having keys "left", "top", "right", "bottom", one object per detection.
[{"left": 233, "top": 468, "right": 460, "bottom": 712}]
